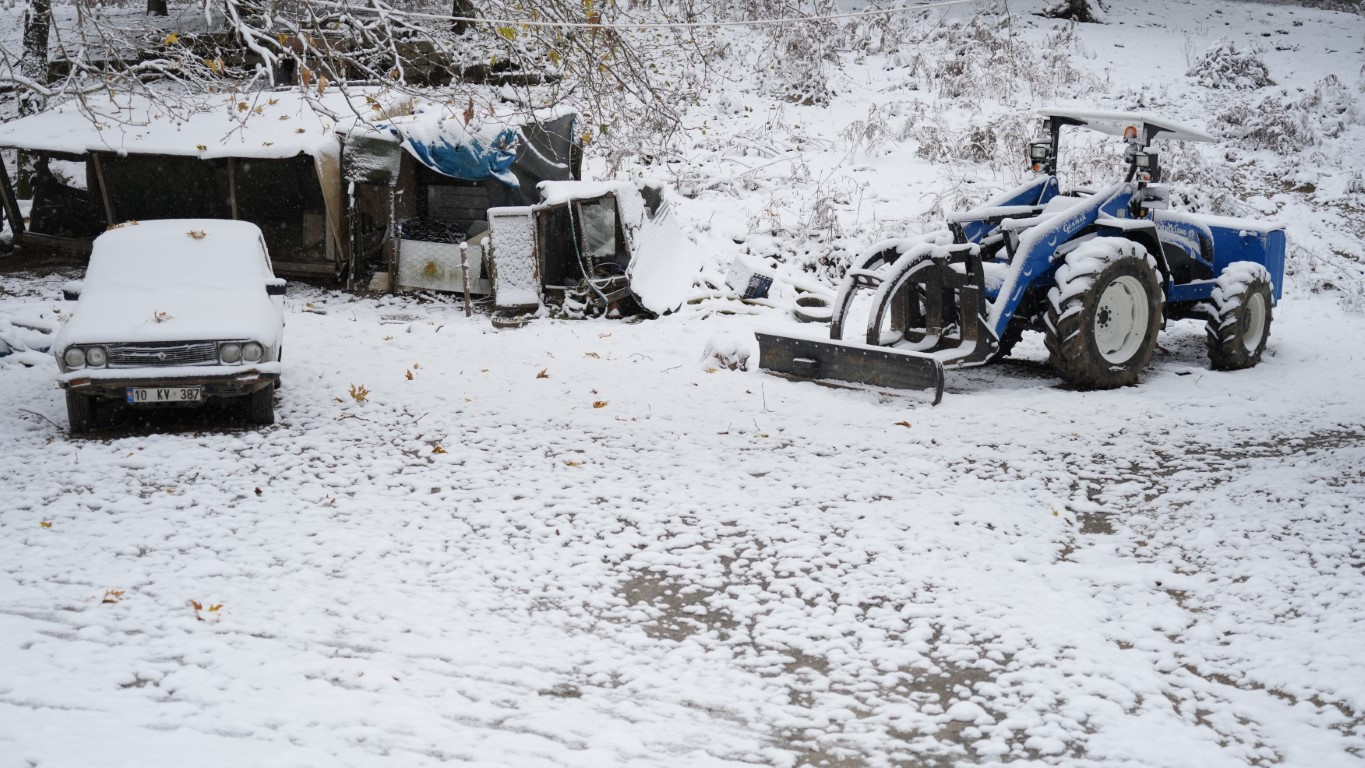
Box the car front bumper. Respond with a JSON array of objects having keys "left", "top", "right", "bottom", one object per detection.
[{"left": 59, "top": 364, "right": 281, "bottom": 403}]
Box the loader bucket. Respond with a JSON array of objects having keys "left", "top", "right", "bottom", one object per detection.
[{"left": 755, "top": 332, "right": 945, "bottom": 405}]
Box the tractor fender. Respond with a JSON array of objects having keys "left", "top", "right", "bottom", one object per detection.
[{"left": 1094, "top": 217, "right": 1169, "bottom": 283}]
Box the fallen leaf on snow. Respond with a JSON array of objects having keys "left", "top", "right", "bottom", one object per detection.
[
  {"left": 536, "top": 369, "right": 549, "bottom": 379},
  {"left": 895, "top": 421, "right": 911, "bottom": 428},
  {"left": 39, "top": 520, "right": 52, "bottom": 529},
  {"left": 593, "top": 401, "right": 608, "bottom": 409},
  {"left": 432, "top": 444, "right": 447, "bottom": 454},
  {"left": 102, "top": 590, "right": 124, "bottom": 604}
]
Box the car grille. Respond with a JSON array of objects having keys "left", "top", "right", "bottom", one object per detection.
[{"left": 106, "top": 342, "right": 220, "bottom": 368}]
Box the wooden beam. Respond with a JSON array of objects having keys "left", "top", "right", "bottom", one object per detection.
[
  {"left": 89, "top": 153, "right": 116, "bottom": 227},
  {"left": 15, "top": 231, "right": 93, "bottom": 253},
  {"left": 0, "top": 157, "right": 24, "bottom": 238},
  {"left": 228, "top": 157, "right": 239, "bottom": 219}
]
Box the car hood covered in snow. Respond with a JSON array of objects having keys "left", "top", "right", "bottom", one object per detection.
[{"left": 56, "top": 220, "right": 283, "bottom": 349}]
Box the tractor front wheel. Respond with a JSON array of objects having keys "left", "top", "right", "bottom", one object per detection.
[
  {"left": 1044, "top": 237, "right": 1164, "bottom": 389},
  {"left": 1207, "top": 262, "right": 1273, "bottom": 371}
]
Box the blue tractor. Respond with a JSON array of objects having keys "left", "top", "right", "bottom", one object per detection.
[{"left": 757, "top": 109, "right": 1286, "bottom": 403}]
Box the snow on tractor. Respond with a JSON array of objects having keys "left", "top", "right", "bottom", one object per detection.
[{"left": 757, "top": 109, "right": 1286, "bottom": 403}]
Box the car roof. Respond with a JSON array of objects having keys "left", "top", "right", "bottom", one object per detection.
[
  {"left": 1039, "top": 108, "right": 1216, "bottom": 144},
  {"left": 94, "top": 219, "right": 267, "bottom": 255}
]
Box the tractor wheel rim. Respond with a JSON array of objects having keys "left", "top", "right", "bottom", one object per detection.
[
  {"left": 1242, "top": 291, "right": 1267, "bottom": 351},
  {"left": 1094, "top": 275, "right": 1149, "bottom": 364}
]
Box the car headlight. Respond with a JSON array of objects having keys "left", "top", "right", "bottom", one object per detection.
[
  {"left": 63, "top": 347, "right": 87, "bottom": 369},
  {"left": 242, "top": 341, "right": 264, "bottom": 363},
  {"left": 85, "top": 346, "right": 107, "bottom": 368},
  {"left": 219, "top": 342, "right": 243, "bottom": 364}
]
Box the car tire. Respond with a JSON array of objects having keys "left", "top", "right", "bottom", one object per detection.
[
  {"left": 1044, "top": 237, "right": 1164, "bottom": 389},
  {"left": 66, "top": 391, "right": 95, "bottom": 434},
  {"left": 248, "top": 383, "right": 275, "bottom": 426},
  {"left": 1207, "top": 262, "right": 1273, "bottom": 371}
]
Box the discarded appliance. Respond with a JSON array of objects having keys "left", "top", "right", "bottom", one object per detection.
[{"left": 380, "top": 178, "right": 702, "bottom": 323}]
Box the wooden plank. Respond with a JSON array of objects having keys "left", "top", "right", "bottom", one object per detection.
[
  {"left": 15, "top": 231, "right": 93, "bottom": 253},
  {"left": 228, "top": 157, "right": 239, "bottom": 219},
  {"left": 89, "top": 153, "right": 117, "bottom": 227},
  {"left": 0, "top": 158, "right": 24, "bottom": 237}
]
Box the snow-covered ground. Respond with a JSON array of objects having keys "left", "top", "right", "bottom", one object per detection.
[
  {"left": 3, "top": 276, "right": 1363, "bottom": 767},
  {"left": 3, "top": 1, "right": 1365, "bottom": 766}
]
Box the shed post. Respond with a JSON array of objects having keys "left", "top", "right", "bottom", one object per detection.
[
  {"left": 0, "top": 158, "right": 25, "bottom": 238},
  {"left": 90, "top": 153, "right": 116, "bottom": 227},
  {"left": 228, "top": 158, "right": 240, "bottom": 219}
]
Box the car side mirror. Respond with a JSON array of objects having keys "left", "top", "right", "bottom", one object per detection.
[
  {"left": 266, "top": 279, "right": 287, "bottom": 296},
  {"left": 62, "top": 281, "right": 83, "bottom": 301}
]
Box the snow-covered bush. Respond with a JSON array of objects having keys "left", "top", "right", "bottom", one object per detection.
[
  {"left": 752, "top": 0, "right": 839, "bottom": 107},
  {"left": 1216, "top": 76, "right": 1361, "bottom": 154},
  {"left": 1187, "top": 39, "right": 1274, "bottom": 90},
  {"left": 1043, "top": 0, "right": 1106, "bottom": 24},
  {"left": 1215, "top": 98, "right": 1317, "bottom": 154}
]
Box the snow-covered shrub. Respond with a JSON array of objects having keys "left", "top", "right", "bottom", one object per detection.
[
  {"left": 1043, "top": 0, "right": 1106, "bottom": 24},
  {"left": 838, "top": 103, "right": 899, "bottom": 156},
  {"left": 1187, "top": 39, "right": 1273, "bottom": 90},
  {"left": 894, "top": 10, "right": 1089, "bottom": 104},
  {"left": 1215, "top": 98, "right": 1316, "bottom": 154},
  {"left": 1216, "top": 76, "right": 1360, "bottom": 154},
  {"left": 749, "top": 0, "right": 839, "bottom": 107},
  {"left": 701, "top": 334, "right": 753, "bottom": 371},
  {"left": 910, "top": 112, "right": 1035, "bottom": 172},
  {"left": 1296, "top": 74, "right": 1361, "bottom": 139}
]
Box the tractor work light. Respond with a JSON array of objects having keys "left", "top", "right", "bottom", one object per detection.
[{"left": 1029, "top": 142, "right": 1052, "bottom": 160}]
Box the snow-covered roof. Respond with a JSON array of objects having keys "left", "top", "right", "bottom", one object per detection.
[
  {"left": 0, "top": 89, "right": 359, "bottom": 160},
  {"left": 1040, "top": 108, "right": 1216, "bottom": 143}
]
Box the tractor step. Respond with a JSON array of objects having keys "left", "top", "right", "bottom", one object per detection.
[{"left": 756, "top": 332, "right": 945, "bottom": 405}]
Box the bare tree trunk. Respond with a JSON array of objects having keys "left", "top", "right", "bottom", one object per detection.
[
  {"left": 451, "top": 0, "right": 476, "bottom": 35},
  {"left": 17, "top": 0, "right": 52, "bottom": 199},
  {"left": 147, "top": 0, "right": 169, "bottom": 15}
]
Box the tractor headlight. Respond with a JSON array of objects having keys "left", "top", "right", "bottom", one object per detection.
[
  {"left": 1134, "top": 152, "right": 1153, "bottom": 168},
  {"left": 219, "top": 342, "right": 243, "bottom": 364},
  {"left": 85, "top": 346, "right": 107, "bottom": 368},
  {"left": 63, "top": 347, "right": 87, "bottom": 369},
  {"left": 1029, "top": 142, "right": 1051, "bottom": 160},
  {"left": 242, "top": 341, "right": 264, "bottom": 363}
]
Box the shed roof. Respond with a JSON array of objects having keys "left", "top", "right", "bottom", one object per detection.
[{"left": 0, "top": 89, "right": 364, "bottom": 159}]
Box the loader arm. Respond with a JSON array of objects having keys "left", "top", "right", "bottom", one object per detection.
[{"left": 985, "top": 182, "right": 1134, "bottom": 336}]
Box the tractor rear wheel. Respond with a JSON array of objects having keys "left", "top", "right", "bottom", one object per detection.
[
  {"left": 1044, "top": 237, "right": 1164, "bottom": 389},
  {"left": 1207, "top": 262, "right": 1273, "bottom": 371}
]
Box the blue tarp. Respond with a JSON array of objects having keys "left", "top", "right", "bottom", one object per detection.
[{"left": 384, "top": 118, "right": 521, "bottom": 188}]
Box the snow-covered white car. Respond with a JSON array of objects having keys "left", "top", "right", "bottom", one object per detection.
[{"left": 53, "top": 219, "right": 285, "bottom": 433}]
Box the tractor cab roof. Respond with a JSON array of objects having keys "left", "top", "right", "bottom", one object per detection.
[{"left": 1040, "top": 108, "right": 1216, "bottom": 145}]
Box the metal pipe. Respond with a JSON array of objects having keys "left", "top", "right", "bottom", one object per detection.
[{"left": 460, "top": 240, "right": 472, "bottom": 318}]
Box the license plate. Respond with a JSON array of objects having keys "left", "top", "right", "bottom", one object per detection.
[{"left": 126, "top": 386, "right": 202, "bottom": 404}]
